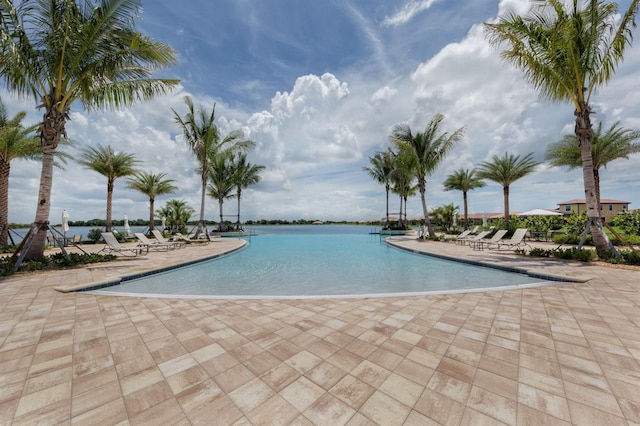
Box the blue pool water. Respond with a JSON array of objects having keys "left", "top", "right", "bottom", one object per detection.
[{"left": 94, "top": 225, "right": 552, "bottom": 297}]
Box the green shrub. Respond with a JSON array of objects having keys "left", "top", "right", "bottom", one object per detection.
[
  {"left": 529, "top": 247, "right": 552, "bottom": 257},
  {"left": 551, "top": 247, "right": 595, "bottom": 262},
  {"left": 87, "top": 228, "right": 103, "bottom": 243},
  {"left": 620, "top": 250, "right": 640, "bottom": 266}
]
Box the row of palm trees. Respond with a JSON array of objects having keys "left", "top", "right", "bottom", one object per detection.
[{"left": 367, "top": 117, "right": 640, "bottom": 236}]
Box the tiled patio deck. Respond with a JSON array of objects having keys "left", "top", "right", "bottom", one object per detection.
[{"left": 0, "top": 237, "right": 639, "bottom": 425}]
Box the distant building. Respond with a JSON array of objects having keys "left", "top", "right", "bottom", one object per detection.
[{"left": 557, "top": 198, "right": 630, "bottom": 219}]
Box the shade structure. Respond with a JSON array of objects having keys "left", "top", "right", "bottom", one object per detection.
[
  {"left": 62, "top": 210, "right": 70, "bottom": 238},
  {"left": 161, "top": 217, "right": 166, "bottom": 230},
  {"left": 518, "top": 208, "right": 562, "bottom": 216},
  {"left": 124, "top": 215, "right": 132, "bottom": 237}
]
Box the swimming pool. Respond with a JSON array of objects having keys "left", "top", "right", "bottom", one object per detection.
[{"left": 93, "top": 225, "right": 554, "bottom": 298}]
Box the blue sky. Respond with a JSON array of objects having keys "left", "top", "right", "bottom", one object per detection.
[{"left": 5, "top": 0, "right": 640, "bottom": 224}]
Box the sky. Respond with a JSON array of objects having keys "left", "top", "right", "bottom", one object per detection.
[{"left": 4, "top": 0, "right": 640, "bottom": 224}]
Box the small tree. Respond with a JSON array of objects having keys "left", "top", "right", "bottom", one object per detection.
[
  {"left": 78, "top": 145, "right": 139, "bottom": 232},
  {"left": 127, "top": 172, "right": 177, "bottom": 232},
  {"left": 477, "top": 152, "right": 540, "bottom": 229},
  {"left": 443, "top": 168, "right": 485, "bottom": 230}
]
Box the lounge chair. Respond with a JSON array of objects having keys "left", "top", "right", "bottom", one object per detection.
[
  {"left": 72, "top": 234, "right": 82, "bottom": 244},
  {"left": 452, "top": 225, "right": 481, "bottom": 244},
  {"left": 151, "top": 229, "right": 185, "bottom": 249},
  {"left": 134, "top": 232, "right": 176, "bottom": 251},
  {"left": 486, "top": 228, "right": 531, "bottom": 251},
  {"left": 175, "top": 233, "right": 210, "bottom": 245},
  {"left": 99, "top": 232, "right": 147, "bottom": 257},
  {"left": 452, "top": 230, "right": 473, "bottom": 244},
  {"left": 459, "top": 230, "right": 492, "bottom": 246},
  {"left": 471, "top": 229, "right": 509, "bottom": 251}
]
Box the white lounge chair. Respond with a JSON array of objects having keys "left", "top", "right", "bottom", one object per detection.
[
  {"left": 471, "top": 229, "right": 508, "bottom": 250},
  {"left": 99, "top": 232, "right": 147, "bottom": 257},
  {"left": 459, "top": 230, "right": 492, "bottom": 246},
  {"left": 486, "top": 228, "right": 531, "bottom": 251},
  {"left": 152, "top": 229, "right": 185, "bottom": 249},
  {"left": 134, "top": 232, "right": 175, "bottom": 251},
  {"left": 175, "top": 233, "right": 210, "bottom": 245}
]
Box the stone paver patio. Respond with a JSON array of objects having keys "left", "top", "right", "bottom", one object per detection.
[{"left": 1, "top": 236, "right": 639, "bottom": 425}]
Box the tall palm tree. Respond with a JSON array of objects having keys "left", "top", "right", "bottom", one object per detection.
[
  {"left": 0, "top": 0, "right": 178, "bottom": 259},
  {"left": 390, "top": 114, "right": 465, "bottom": 237},
  {"left": 173, "top": 96, "right": 255, "bottom": 237},
  {"left": 127, "top": 172, "right": 177, "bottom": 232},
  {"left": 229, "top": 153, "right": 265, "bottom": 231},
  {"left": 0, "top": 99, "right": 40, "bottom": 247},
  {"left": 545, "top": 121, "right": 640, "bottom": 206},
  {"left": 485, "top": 0, "right": 640, "bottom": 252},
  {"left": 156, "top": 199, "right": 194, "bottom": 233},
  {"left": 443, "top": 168, "right": 485, "bottom": 230},
  {"left": 207, "top": 154, "right": 236, "bottom": 232},
  {"left": 78, "top": 145, "right": 139, "bottom": 232},
  {"left": 477, "top": 152, "right": 540, "bottom": 229},
  {"left": 363, "top": 150, "right": 395, "bottom": 228}
]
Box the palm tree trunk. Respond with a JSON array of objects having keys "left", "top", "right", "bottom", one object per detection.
[
  {"left": 149, "top": 197, "right": 155, "bottom": 232},
  {"left": 236, "top": 190, "right": 242, "bottom": 231},
  {"left": 503, "top": 186, "right": 510, "bottom": 229},
  {"left": 576, "top": 106, "right": 609, "bottom": 251},
  {"left": 106, "top": 179, "right": 114, "bottom": 232},
  {"left": 398, "top": 196, "right": 403, "bottom": 228},
  {"left": 419, "top": 179, "right": 434, "bottom": 237},
  {"left": 197, "top": 172, "right": 206, "bottom": 235},
  {"left": 0, "top": 160, "right": 10, "bottom": 248},
  {"left": 24, "top": 145, "right": 56, "bottom": 260},
  {"left": 593, "top": 168, "right": 601, "bottom": 208},
  {"left": 385, "top": 184, "right": 390, "bottom": 228},
  {"left": 218, "top": 198, "right": 224, "bottom": 232},
  {"left": 463, "top": 191, "right": 469, "bottom": 230}
]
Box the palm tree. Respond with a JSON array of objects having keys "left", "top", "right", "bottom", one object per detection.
[
  {"left": 545, "top": 121, "right": 640, "bottom": 206},
  {"left": 0, "top": 99, "right": 40, "bottom": 247},
  {"left": 229, "top": 153, "right": 265, "bottom": 231},
  {"left": 485, "top": 0, "right": 640, "bottom": 252},
  {"left": 207, "top": 154, "right": 236, "bottom": 232},
  {"left": 476, "top": 152, "right": 540, "bottom": 229},
  {"left": 127, "top": 172, "right": 177, "bottom": 232},
  {"left": 0, "top": 0, "right": 177, "bottom": 259},
  {"left": 156, "top": 199, "right": 194, "bottom": 234},
  {"left": 78, "top": 145, "right": 139, "bottom": 232},
  {"left": 389, "top": 147, "right": 417, "bottom": 229},
  {"left": 390, "top": 114, "right": 465, "bottom": 237},
  {"left": 443, "top": 168, "right": 485, "bottom": 230},
  {"left": 363, "top": 150, "right": 395, "bottom": 228},
  {"left": 173, "top": 96, "right": 255, "bottom": 237}
]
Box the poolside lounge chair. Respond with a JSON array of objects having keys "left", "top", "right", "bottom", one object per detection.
[
  {"left": 134, "top": 232, "right": 176, "bottom": 251},
  {"left": 452, "top": 230, "right": 473, "bottom": 244},
  {"left": 99, "top": 232, "right": 147, "bottom": 257},
  {"left": 459, "top": 230, "right": 492, "bottom": 246},
  {"left": 175, "top": 233, "right": 210, "bottom": 245},
  {"left": 486, "top": 228, "right": 531, "bottom": 251},
  {"left": 152, "top": 229, "right": 185, "bottom": 249},
  {"left": 471, "top": 229, "right": 508, "bottom": 250}
]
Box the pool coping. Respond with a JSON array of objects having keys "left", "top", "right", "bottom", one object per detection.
[
  {"left": 384, "top": 238, "right": 595, "bottom": 283},
  {"left": 53, "top": 240, "right": 248, "bottom": 293}
]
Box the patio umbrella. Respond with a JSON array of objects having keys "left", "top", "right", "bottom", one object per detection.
[
  {"left": 161, "top": 217, "right": 166, "bottom": 231},
  {"left": 518, "top": 208, "right": 562, "bottom": 216},
  {"left": 62, "top": 210, "right": 69, "bottom": 241},
  {"left": 124, "top": 215, "right": 132, "bottom": 237},
  {"left": 482, "top": 213, "right": 487, "bottom": 228}
]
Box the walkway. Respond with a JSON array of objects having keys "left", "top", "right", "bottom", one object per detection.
[{"left": 0, "top": 237, "right": 639, "bottom": 425}]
